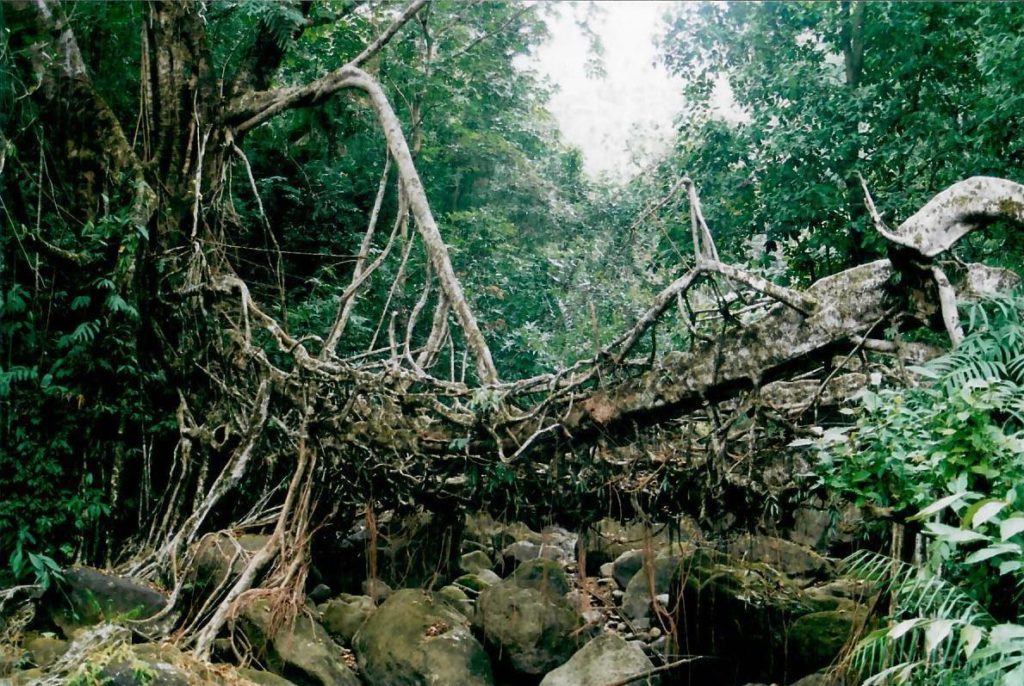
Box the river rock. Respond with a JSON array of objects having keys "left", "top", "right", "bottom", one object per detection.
[
  {"left": 240, "top": 598, "right": 359, "bottom": 686},
  {"left": 49, "top": 567, "right": 166, "bottom": 636},
  {"left": 318, "top": 593, "right": 375, "bottom": 644},
  {"left": 671, "top": 549, "right": 818, "bottom": 684},
  {"left": 620, "top": 545, "right": 694, "bottom": 621},
  {"left": 353, "top": 588, "right": 493, "bottom": 686},
  {"left": 725, "top": 534, "right": 832, "bottom": 581},
  {"left": 787, "top": 608, "right": 867, "bottom": 675},
  {"left": 22, "top": 633, "right": 68, "bottom": 668},
  {"left": 460, "top": 550, "right": 494, "bottom": 575},
  {"left": 539, "top": 633, "right": 659, "bottom": 686},
  {"left": 475, "top": 559, "right": 585, "bottom": 674},
  {"left": 611, "top": 549, "right": 645, "bottom": 590}
]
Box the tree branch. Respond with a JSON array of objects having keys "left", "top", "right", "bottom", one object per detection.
[{"left": 227, "top": 0, "right": 429, "bottom": 133}]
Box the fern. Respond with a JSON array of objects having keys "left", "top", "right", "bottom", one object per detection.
[
  {"left": 920, "top": 289, "right": 1024, "bottom": 392},
  {"left": 840, "top": 550, "right": 1004, "bottom": 685}
]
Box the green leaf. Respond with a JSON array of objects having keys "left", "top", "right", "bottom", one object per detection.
[
  {"left": 911, "top": 492, "right": 968, "bottom": 520},
  {"left": 924, "top": 619, "right": 955, "bottom": 653},
  {"left": 924, "top": 522, "right": 988, "bottom": 544},
  {"left": 999, "top": 517, "right": 1024, "bottom": 540},
  {"left": 889, "top": 618, "right": 922, "bottom": 640},
  {"left": 961, "top": 624, "right": 984, "bottom": 658},
  {"left": 965, "top": 499, "right": 1008, "bottom": 529},
  {"left": 964, "top": 543, "right": 1018, "bottom": 564}
]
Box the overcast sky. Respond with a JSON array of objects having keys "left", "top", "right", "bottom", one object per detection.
[{"left": 525, "top": 1, "right": 685, "bottom": 182}]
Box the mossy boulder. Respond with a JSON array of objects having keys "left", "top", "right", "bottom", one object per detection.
[
  {"left": 787, "top": 608, "right": 867, "bottom": 675},
  {"left": 318, "top": 593, "right": 375, "bottom": 645},
  {"left": 454, "top": 570, "right": 501, "bottom": 595},
  {"left": 460, "top": 550, "right": 494, "bottom": 575},
  {"left": 474, "top": 559, "right": 585, "bottom": 675},
  {"left": 49, "top": 567, "right": 166, "bottom": 636},
  {"left": 353, "top": 588, "right": 493, "bottom": 686},
  {"left": 671, "top": 548, "right": 819, "bottom": 684},
  {"left": 239, "top": 599, "right": 360, "bottom": 686},
  {"left": 236, "top": 667, "right": 298, "bottom": 685},
  {"left": 438, "top": 585, "right": 473, "bottom": 618},
  {"left": 22, "top": 633, "right": 68, "bottom": 668},
  {"left": 725, "top": 535, "right": 833, "bottom": 582}
]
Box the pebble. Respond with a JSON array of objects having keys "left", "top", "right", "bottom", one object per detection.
[
  {"left": 649, "top": 627, "right": 662, "bottom": 639},
  {"left": 612, "top": 589, "right": 624, "bottom": 600},
  {"left": 654, "top": 593, "right": 670, "bottom": 607},
  {"left": 599, "top": 562, "right": 615, "bottom": 578}
]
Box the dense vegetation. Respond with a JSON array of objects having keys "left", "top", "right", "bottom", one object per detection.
[{"left": 2, "top": 2, "right": 1024, "bottom": 683}]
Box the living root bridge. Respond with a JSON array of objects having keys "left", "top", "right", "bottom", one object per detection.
[
  {"left": 12, "top": 0, "right": 1024, "bottom": 659},
  {"left": 138, "top": 174, "right": 1024, "bottom": 654}
]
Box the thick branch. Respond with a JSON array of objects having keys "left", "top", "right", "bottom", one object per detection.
[
  {"left": 885, "top": 176, "right": 1024, "bottom": 257},
  {"left": 227, "top": 0, "right": 429, "bottom": 133}
]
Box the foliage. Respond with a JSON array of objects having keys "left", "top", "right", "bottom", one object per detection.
[
  {"left": 813, "top": 291, "right": 1024, "bottom": 684},
  {"left": 811, "top": 291, "right": 1024, "bottom": 523},
  {"left": 657, "top": 2, "right": 1024, "bottom": 280}
]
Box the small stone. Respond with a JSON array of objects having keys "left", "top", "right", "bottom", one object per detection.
[
  {"left": 654, "top": 594, "right": 669, "bottom": 607},
  {"left": 361, "top": 578, "right": 393, "bottom": 602},
  {"left": 623, "top": 632, "right": 636, "bottom": 641},
  {"left": 308, "top": 583, "right": 333, "bottom": 604},
  {"left": 460, "top": 550, "right": 494, "bottom": 575},
  {"left": 599, "top": 562, "right": 614, "bottom": 578},
  {"left": 611, "top": 590, "right": 624, "bottom": 601},
  {"left": 649, "top": 627, "right": 662, "bottom": 639}
]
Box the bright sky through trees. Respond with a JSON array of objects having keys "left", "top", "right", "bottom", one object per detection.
[{"left": 528, "top": 1, "right": 685, "bottom": 181}]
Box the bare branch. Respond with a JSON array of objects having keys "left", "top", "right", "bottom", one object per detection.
[
  {"left": 228, "top": 0, "right": 429, "bottom": 133},
  {"left": 932, "top": 265, "right": 965, "bottom": 347},
  {"left": 887, "top": 176, "right": 1024, "bottom": 257}
]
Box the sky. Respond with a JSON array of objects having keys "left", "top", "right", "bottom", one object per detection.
[{"left": 524, "top": 1, "right": 686, "bottom": 182}]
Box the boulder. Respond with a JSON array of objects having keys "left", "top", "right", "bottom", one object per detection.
[
  {"left": 438, "top": 585, "right": 473, "bottom": 618},
  {"left": 611, "top": 549, "right": 644, "bottom": 590},
  {"left": 460, "top": 550, "right": 494, "bottom": 575},
  {"left": 361, "top": 578, "right": 393, "bottom": 602},
  {"left": 620, "top": 545, "right": 693, "bottom": 622},
  {"left": 318, "top": 593, "right": 375, "bottom": 644},
  {"left": 580, "top": 518, "right": 702, "bottom": 576},
  {"left": 22, "top": 633, "right": 68, "bottom": 668},
  {"left": 100, "top": 646, "right": 190, "bottom": 686},
  {"left": 725, "top": 535, "right": 832, "bottom": 581},
  {"left": 671, "top": 549, "right": 820, "bottom": 684},
  {"left": 353, "top": 588, "right": 493, "bottom": 686},
  {"left": 539, "top": 633, "right": 659, "bottom": 686},
  {"left": 192, "top": 533, "right": 270, "bottom": 586},
  {"left": 787, "top": 608, "right": 866, "bottom": 675},
  {"left": 50, "top": 567, "right": 166, "bottom": 635},
  {"left": 474, "top": 559, "right": 585, "bottom": 675},
  {"left": 453, "top": 571, "right": 500, "bottom": 596},
  {"left": 307, "top": 584, "right": 332, "bottom": 604},
  {"left": 239, "top": 599, "right": 360, "bottom": 686}
]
